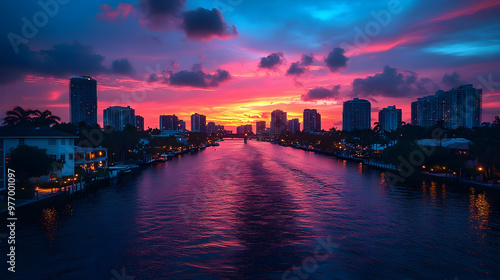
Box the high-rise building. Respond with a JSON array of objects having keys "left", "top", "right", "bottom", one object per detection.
[
  {"left": 378, "top": 106, "right": 402, "bottom": 132},
  {"left": 303, "top": 109, "right": 321, "bottom": 132},
  {"left": 178, "top": 120, "right": 186, "bottom": 131},
  {"left": 160, "top": 114, "right": 179, "bottom": 130},
  {"left": 271, "top": 109, "right": 287, "bottom": 134},
  {"left": 206, "top": 122, "right": 217, "bottom": 134},
  {"left": 135, "top": 115, "right": 144, "bottom": 131},
  {"left": 191, "top": 113, "right": 206, "bottom": 132},
  {"left": 237, "top": 125, "right": 253, "bottom": 135},
  {"left": 288, "top": 118, "right": 300, "bottom": 133},
  {"left": 70, "top": 76, "right": 97, "bottom": 125},
  {"left": 103, "top": 106, "right": 135, "bottom": 131},
  {"left": 411, "top": 101, "right": 419, "bottom": 126},
  {"left": 342, "top": 98, "right": 371, "bottom": 131},
  {"left": 256, "top": 121, "right": 266, "bottom": 134},
  {"left": 411, "top": 84, "right": 482, "bottom": 129}
]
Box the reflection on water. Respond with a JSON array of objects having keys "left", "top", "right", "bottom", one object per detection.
[
  {"left": 40, "top": 207, "right": 58, "bottom": 241},
  {"left": 469, "top": 187, "right": 491, "bottom": 231},
  {"left": 3, "top": 140, "right": 500, "bottom": 280}
]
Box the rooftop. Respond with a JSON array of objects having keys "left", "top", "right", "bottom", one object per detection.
[{"left": 0, "top": 126, "right": 78, "bottom": 138}]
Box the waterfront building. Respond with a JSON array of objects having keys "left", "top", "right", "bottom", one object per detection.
[
  {"left": 74, "top": 147, "right": 108, "bottom": 171},
  {"left": 135, "top": 115, "right": 144, "bottom": 131},
  {"left": 378, "top": 106, "right": 402, "bottom": 131},
  {"left": 160, "top": 114, "right": 179, "bottom": 131},
  {"left": 191, "top": 113, "right": 206, "bottom": 132},
  {"left": 103, "top": 106, "right": 135, "bottom": 131},
  {"left": 256, "top": 121, "right": 266, "bottom": 134},
  {"left": 206, "top": 122, "right": 217, "bottom": 134},
  {"left": 0, "top": 127, "right": 78, "bottom": 190},
  {"left": 178, "top": 120, "right": 186, "bottom": 131},
  {"left": 342, "top": 98, "right": 371, "bottom": 131},
  {"left": 288, "top": 118, "right": 300, "bottom": 133},
  {"left": 411, "top": 84, "right": 482, "bottom": 129},
  {"left": 70, "top": 76, "right": 97, "bottom": 125},
  {"left": 303, "top": 109, "right": 321, "bottom": 132},
  {"left": 237, "top": 125, "right": 253, "bottom": 135},
  {"left": 271, "top": 109, "right": 287, "bottom": 134}
]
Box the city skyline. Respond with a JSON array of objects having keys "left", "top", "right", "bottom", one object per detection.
[{"left": 1, "top": 1, "right": 499, "bottom": 132}]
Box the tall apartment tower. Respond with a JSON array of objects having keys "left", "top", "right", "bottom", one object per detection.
[
  {"left": 103, "top": 106, "right": 135, "bottom": 131},
  {"left": 378, "top": 106, "right": 402, "bottom": 131},
  {"left": 191, "top": 113, "right": 206, "bottom": 132},
  {"left": 70, "top": 76, "right": 97, "bottom": 125},
  {"left": 160, "top": 114, "right": 179, "bottom": 130},
  {"left": 342, "top": 98, "right": 371, "bottom": 131},
  {"left": 411, "top": 84, "right": 482, "bottom": 129},
  {"left": 303, "top": 109, "right": 321, "bottom": 132},
  {"left": 256, "top": 121, "right": 266, "bottom": 134},
  {"left": 271, "top": 109, "right": 287, "bottom": 134}
]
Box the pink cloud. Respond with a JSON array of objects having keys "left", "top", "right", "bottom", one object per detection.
[{"left": 96, "top": 4, "right": 136, "bottom": 22}]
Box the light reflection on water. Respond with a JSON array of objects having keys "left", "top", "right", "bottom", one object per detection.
[{"left": 2, "top": 140, "right": 500, "bottom": 280}]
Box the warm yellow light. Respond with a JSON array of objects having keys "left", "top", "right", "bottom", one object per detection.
[
  {"left": 422, "top": 165, "right": 426, "bottom": 169},
  {"left": 478, "top": 167, "right": 483, "bottom": 171}
]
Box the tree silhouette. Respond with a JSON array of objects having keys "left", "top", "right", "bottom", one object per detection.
[
  {"left": 32, "top": 109, "right": 61, "bottom": 127},
  {"left": 3, "top": 106, "right": 34, "bottom": 126}
]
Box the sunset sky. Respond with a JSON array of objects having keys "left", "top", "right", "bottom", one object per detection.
[{"left": 1, "top": 0, "right": 499, "bottom": 132}]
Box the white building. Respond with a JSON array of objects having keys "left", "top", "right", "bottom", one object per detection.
[{"left": 0, "top": 127, "right": 78, "bottom": 190}]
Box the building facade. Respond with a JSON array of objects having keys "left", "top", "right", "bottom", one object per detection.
[
  {"left": 342, "top": 98, "right": 371, "bottom": 131},
  {"left": 160, "top": 114, "right": 179, "bottom": 131},
  {"left": 378, "top": 106, "right": 402, "bottom": 131},
  {"left": 271, "top": 109, "right": 287, "bottom": 134},
  {"left": 237, "top": 125, "right": 253, "bottom": 135},
  {"left": 256, "top": 121, "right": 266, "bottom": 134},
  {"left": 411, "top": 84, "right": 482, "bottom": 129},
  {"left": 135, "top": 115, "right": 144, "bottom": 131},
  {"left": 288, "top": 118, "right": 300, "bottom": 133},
  {"left": 0, "top": 127, "right": 78, "bottom": 190},
  {"left": 103, "top": 106, "right": 135, "bottom": 131},
  {"left": 191, "top": 113, "right": 206, "bottom": 132},
  {"left": 303, "top": 109, "right": 321, "bottom": 132},
  {"left": 70, "top": 76, "right": 97, "bottom": 125},
  {"left": 206, "top": 122, "right": 217, "bottom": 134}
]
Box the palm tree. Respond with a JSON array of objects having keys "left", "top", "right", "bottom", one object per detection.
[
  {"left": 3, "top": 106, "right": 34, "bottom": 126},
  {"left": 373, "top": 122, "right": 381, "bottom": 134},
  {"left": 32, "top": 109, "right": 61, "bottom": 127},
  {"left": 493, "top": 116, "right": 500, "bottom": 127}
]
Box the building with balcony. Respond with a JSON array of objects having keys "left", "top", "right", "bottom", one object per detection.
[
  {"left": 74, "top": 147, "right": 108, "bottom": 171},
  {"left": 0, "top": 127, "right": 78, "bottom": 190}
]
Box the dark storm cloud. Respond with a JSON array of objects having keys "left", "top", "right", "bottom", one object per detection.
[
  {"left": 138, "top": 0, "right": 185, "bottom": 29},
  {"left": 258, "top": 52, "right": 285, "bottom": 70},
  {"left": 111, "top": 58, "right": 134, "bottom": 75},
  {"left": 352, "top": 65, "right": 438, "bottom": 98},
  {"left": 166, "top": 64, "right": 231, "bottom": 88},
  {"left": 287, "top": 53, "right": 315, "bottom": 76},
  {"left": 324, "top": 48, "right": 349, "bottom": 72},
  {"left": 301, "top": 85, "right": 341, "bottom": 101},
  {"left": 300, "top": 53, "right": 314, "bottom": 66},
  {"left": 442, "top": 72, "right": 466, "bottom": 88},
  {"left": 182, "top": 8, "right": 237, "bottom": 39},
  {"left": 286, "top": 62, "right": 305, "bottom": 76},
  {"left": 0, "top": 41, "right": 134, "bottom": 85}
]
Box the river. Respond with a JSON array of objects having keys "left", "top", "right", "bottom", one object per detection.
[{"left": 2, "top": 140, "right": 499, "bottom": 279}]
